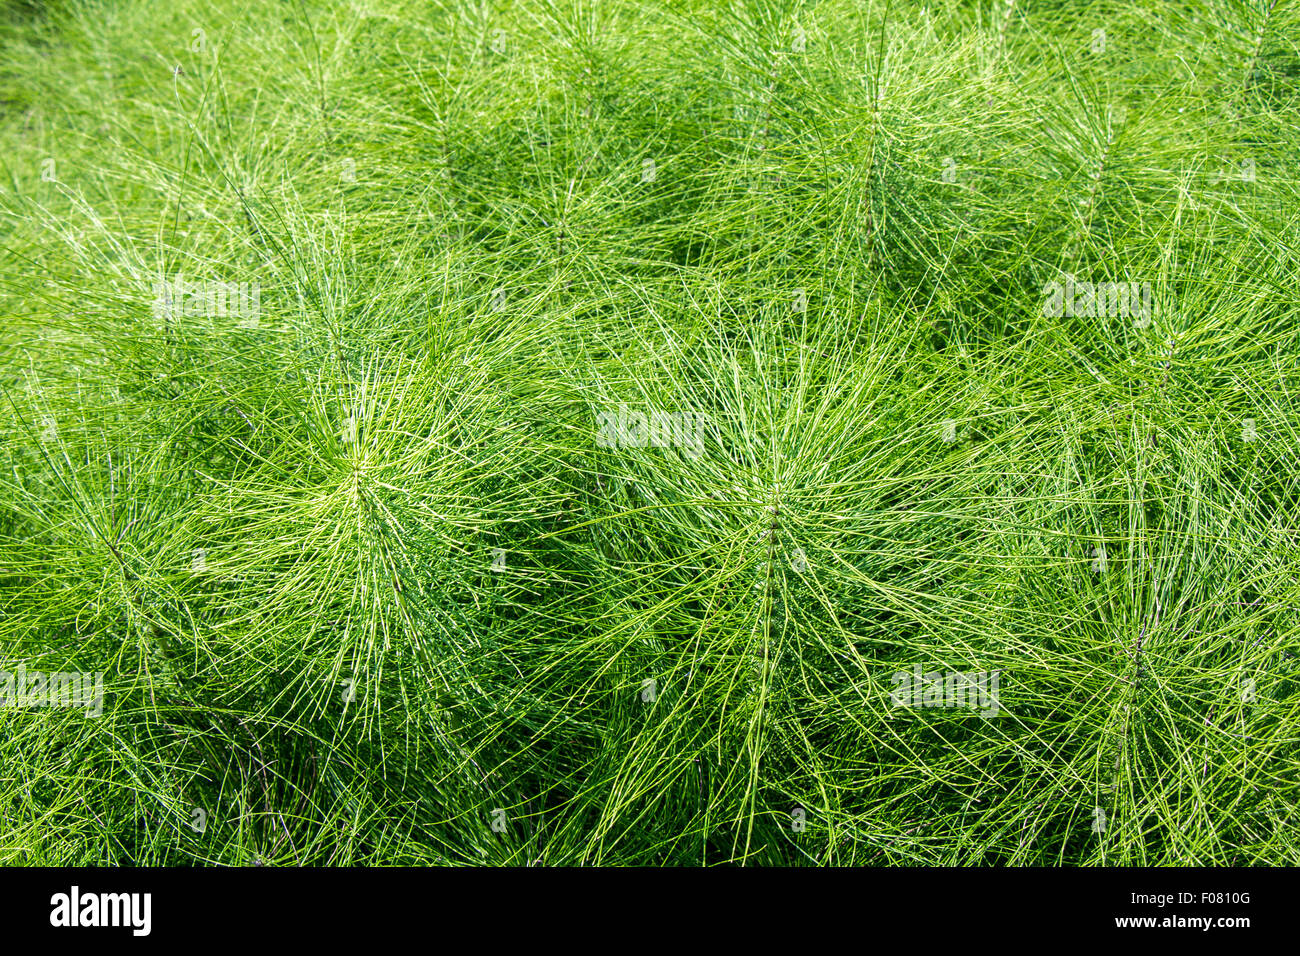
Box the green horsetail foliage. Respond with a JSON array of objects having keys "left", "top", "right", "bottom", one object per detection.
[{"left": 1, "top": 0, "right": 1298, "bottom": 866}]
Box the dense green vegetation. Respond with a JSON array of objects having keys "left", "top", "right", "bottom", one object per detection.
[{"left": 2, "top": 0, "right": 1298, "bottom": 865}]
